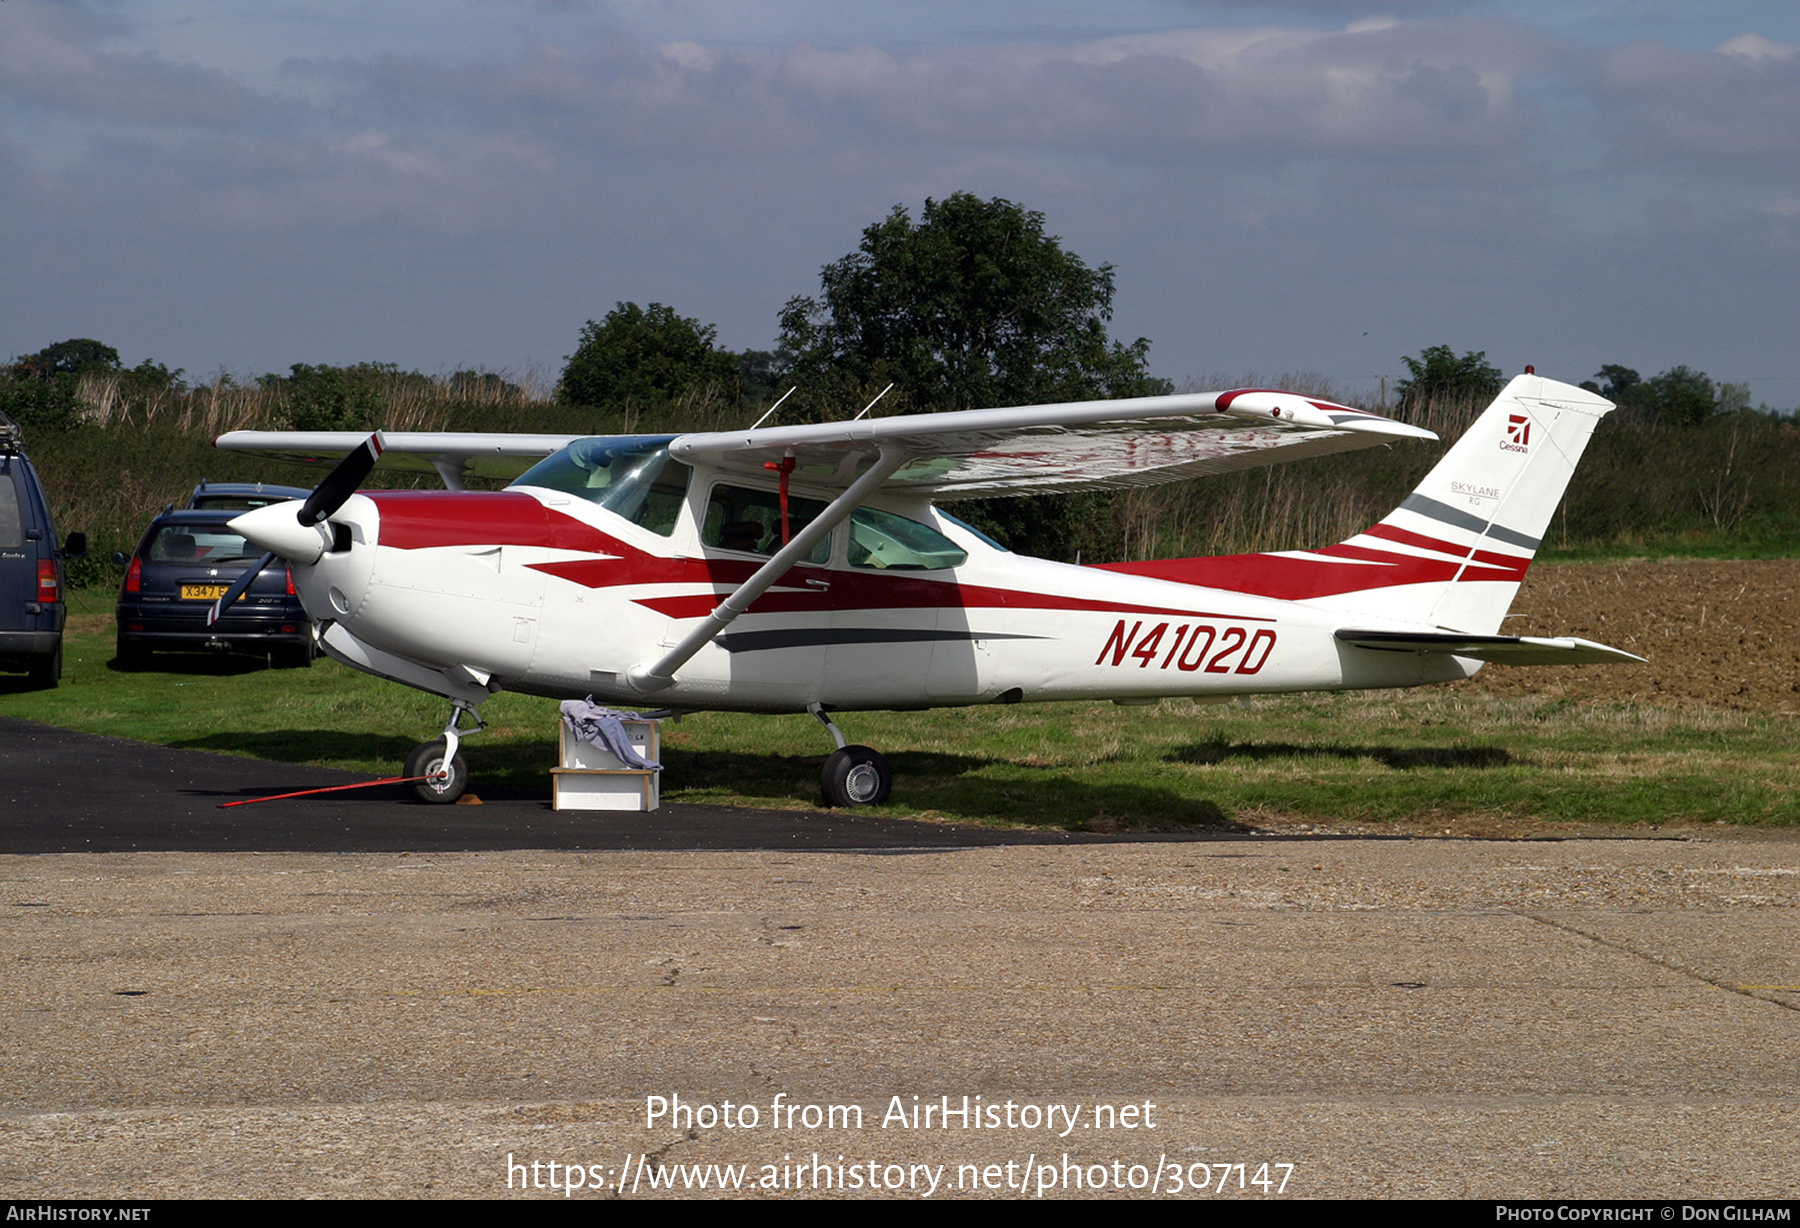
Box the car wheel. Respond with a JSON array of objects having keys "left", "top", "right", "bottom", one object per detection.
[
  {"left": 820, "top": 744, "right": 892, "bottom": 807},
  {"left": 404, "top": 740, "right": 468, "bottom": 804},
  {"left": 26, "top": 642, "right": 62, "bottom": 689},
  {"left": 279, "top": 641, "right": 316, "bottom": 669},
  {"left": 115, "top": 634, "right": 150, "bottom": 671}
]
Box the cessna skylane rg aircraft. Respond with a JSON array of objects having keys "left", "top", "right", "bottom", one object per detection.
[{"left": 213, "top": 371, "right": 1640, "bottom": 806}]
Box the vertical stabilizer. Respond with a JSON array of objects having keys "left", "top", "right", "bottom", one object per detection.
[{"left": 1318, "top": 373, "right": 1614, "bottom": 632}]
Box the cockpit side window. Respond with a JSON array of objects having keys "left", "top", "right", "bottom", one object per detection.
[
  {"left": 511, "top": 437, "right": 691, "bottom": 537},
  {"left": 701, "top": 484, "right": 831, "bottom": 564}
]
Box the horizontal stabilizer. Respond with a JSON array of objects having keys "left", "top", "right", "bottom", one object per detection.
[{"left": 1335, "top": 629, "right": 1645, "bottom": 666}]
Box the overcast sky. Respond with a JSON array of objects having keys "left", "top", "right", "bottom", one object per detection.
[{"left": 3, "top": 0, "right": 1797, "bottom": 405}]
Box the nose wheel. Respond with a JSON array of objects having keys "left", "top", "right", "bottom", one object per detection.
[
  {"left": 810, "top": 703, "right": 891, "bottom": 807},
  {"left": 404, "top": 739, "right": 468, "bottom": 804},
  {"left": 405, "top": 700, "right": 484, "bottom": 804}
]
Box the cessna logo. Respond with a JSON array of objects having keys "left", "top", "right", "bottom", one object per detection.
[{"left": 1501, "top": 413, "right": 1531, "bottom": 453}]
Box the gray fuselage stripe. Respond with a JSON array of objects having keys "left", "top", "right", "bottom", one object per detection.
[
  {"left": 716, "top": 628, "right": 1046, "bottom": 654},
  {"left": 1399, "top": 493, "right": 1541, "bottom": 552}
]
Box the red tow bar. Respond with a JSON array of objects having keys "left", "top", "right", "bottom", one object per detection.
[{"left": 216, "top": 773, "right": 442, "bottom": 808}]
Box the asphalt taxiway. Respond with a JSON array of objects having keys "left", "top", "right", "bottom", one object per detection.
[
  {"left": 1, "top": 716, "right": 1795, "bottom": 1199},
  {"left": 0, "top": 714, "right": 1177, "bottom": 854}
]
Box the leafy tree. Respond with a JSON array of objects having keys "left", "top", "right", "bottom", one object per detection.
[
  {"left": 777, "top": 193, "right": 1168, "bottom": 416},
  {"left": 260, "top": 363, "right": 382, "bottom": 431},
  {"left": 13, "top": 338, "right": 121, "bottom": 380},
  {"left": 2, "top": 338, "right": 126, "bottom": 427},
  {"left": 446, "top": 369, "right": 522, "bottom": 401},
  {"left": 0, "top": 377, "right": 75, "bottom": 428},
  {"left": 1714, "top": 380, "right": 1752, "bottom": 415},
  {"left": 1643, "top": 365, "right": 1716, "bottom": 427},
  {"left": 559, "top": 302, "right": 737, "bottom": 408},
  {"left": 1581, "top": 363, "right": 1718, "bottom": 425},
  {"left": 120, "top": 357, "right": 186, "bottom": 397},
  {"left": 1395, "top": 345, "right": 1503, "bottom": 413},
  {"left": 1583, "top": 365, "right": 1642, "bottom": 404},
  {"left": 737, "top": 349, "right": 780, "bottom": 407},
  {"left": 775, "top": 194, "right": 1168, "bottom": 560}
]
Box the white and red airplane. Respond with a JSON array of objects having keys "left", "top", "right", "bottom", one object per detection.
[{"left": 213, "top": 371, "right": 1640, "bottom": 806}]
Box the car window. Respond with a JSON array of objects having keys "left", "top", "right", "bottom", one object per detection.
[
  {"left": 0, "top": 469, "right": 21, "bottom": 549},
  {"left": 146, "top": 525, "right": 259, "bottom": 564}
]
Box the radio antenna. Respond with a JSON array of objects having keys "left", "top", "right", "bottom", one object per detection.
[
  {"left": 750, "top": 386, "right": 797, "bottom": 431},
  {"left": 853, "top": 383, "right": 896, "bottom": 420}
]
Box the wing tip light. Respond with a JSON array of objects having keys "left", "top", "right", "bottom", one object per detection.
[{"left": 1215, "top": 389, "right": 1437, "bottom": 441}]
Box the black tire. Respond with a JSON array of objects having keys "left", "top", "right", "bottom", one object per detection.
[
  {"left": 115, "top": 634, "right": 150, "bottom": 671},
  {"left": 820, "top": 744, "right": 892, "bottom": 807},
  {"left": 26, "top": 642, "right": 61, "bottom": 689},
  {"left": 404, "top": 740, "right": 468, "bottom": 804},
  {"left": 278, "top": 640, "right": 316, "bottom": 669}
]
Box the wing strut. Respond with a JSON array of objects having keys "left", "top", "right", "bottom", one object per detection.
[{"left": 626, "top": 446, "right": 909, "bottom": 694}]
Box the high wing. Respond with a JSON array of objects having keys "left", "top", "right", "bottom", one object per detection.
[
  {"left": 213, "top": 431, "right": 586, "bottom": 489},
  {"left": 669, "top": 389, "right": 1435, "bottom": 499},
  {"left": 216, "top": 389, "right": 1433, "bottom": 497}
]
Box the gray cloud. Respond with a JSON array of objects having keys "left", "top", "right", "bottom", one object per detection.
[
  {"left": 3, "top": 4, "right": 1796, "bottom": 401},
  {"left": 1599, "top": 36, "right": 1800, "bottom": 175},
  {"left": 771, "top": 20, "right": 1559, "bottom": 165},
  {"left": 0, "top": 0, "right": 261, "bottom": 128}
]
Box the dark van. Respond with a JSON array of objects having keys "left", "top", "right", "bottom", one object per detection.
[{"left": 0, "top": 411, "right": 85, "bottom": 688}]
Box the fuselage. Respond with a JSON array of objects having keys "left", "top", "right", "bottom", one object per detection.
[{"left": 290, "top": 465, "right": 1476, "bottom": 714}]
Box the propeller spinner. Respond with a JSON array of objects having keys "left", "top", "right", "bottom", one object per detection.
[{"left": 208, "top": 432, "right": 385, "bottom": 626}]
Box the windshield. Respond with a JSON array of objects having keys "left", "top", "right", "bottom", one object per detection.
[{"left": 511, "top": 437, "right": 690, "bottom": 536}]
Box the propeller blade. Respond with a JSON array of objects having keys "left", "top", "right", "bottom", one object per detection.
[
  {"left": 297, "top": 432, "right": 386, "bottom": 527},
  {"left": 207, "top": 551, "right": 277, "bottom": 625}
]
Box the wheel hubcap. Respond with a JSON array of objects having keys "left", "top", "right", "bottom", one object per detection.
[{"left": 846, "top": 763, "right": 880, "bottom": 803}]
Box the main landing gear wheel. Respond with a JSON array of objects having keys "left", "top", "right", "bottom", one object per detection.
[
  {"left": 404, "top": 739, "right": 468, "bottom": 804},
  {"left": 821, "top": 745, "right": 892, "bottom": 808}
]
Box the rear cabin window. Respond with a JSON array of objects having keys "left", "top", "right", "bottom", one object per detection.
[
  {"left": 848, "top": 507, "right": 967, "bottom": 571},
  {"left": 511, "top": 437, "right": 691, "bottom": 537}
]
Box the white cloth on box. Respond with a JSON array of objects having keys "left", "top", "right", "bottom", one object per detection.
[{"left": 559, "top": 699, "right": 661, "bottom": 770}]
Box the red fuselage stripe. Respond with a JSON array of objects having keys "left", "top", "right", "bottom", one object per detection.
[{"left": 365, "top": 491, "right": 1252, "bottom": 620}]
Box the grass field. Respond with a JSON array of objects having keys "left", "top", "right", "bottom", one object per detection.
[{"left": 3, "top": 587, "right": 1793, "bottom": 833}]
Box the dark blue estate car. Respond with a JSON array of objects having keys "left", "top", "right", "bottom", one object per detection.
[
  {"left": 115, "top": 509, "right": 314, "bottom": 668},
  {"left": 1, "top": 413, "right": 85, "bottom": 688}
]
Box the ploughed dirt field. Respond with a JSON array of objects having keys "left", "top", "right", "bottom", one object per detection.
[{"left": 1454, "top": 558, "right": 1800, "bottom": 713}]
